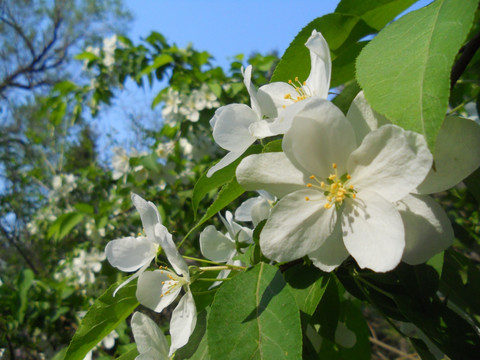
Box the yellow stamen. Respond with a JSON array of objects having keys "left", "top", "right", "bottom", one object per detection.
[{"left": 305, "top": 197, "right": 310, "bottom": 201}]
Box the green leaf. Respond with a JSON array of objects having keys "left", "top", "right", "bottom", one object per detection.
[
  {"left": 464, "top": 167, "right": 480, "bottom": 204},
  {"left": 409, "top": 338, "right": 437, "bottom": 360},
  {"left": 356, "top": 0, "right": 479, "bottom": 150},
  {"left": 136, "top": 54, "right": 173, "bottom": 79},
  {"left": 74, "top": 203, "right": 94, "bottom": 215},
  {"left": 48, "top": 212, "right": 85, "bottom": 241},
  {"left": 335, "top": 0, "right": 418, "bottom": 30},
  {"left": 337, "top": 301, "right": 371, "bottom": 360},
  {"left": 192, "top": 145, "right": 261, "bottom": 216},
  {"left": 272, "top": 0, "right": 416, "bottom": 86},
  {"left": 183, "top": 177, "right": 245, "bottom": 244},
  {"left": 284, "top": 264, "right": 330, "bottom": 317},
  {"left": 115, "top": 347, "right": 139, "bottom": 360},
  {"left": 208, "top": 263, "right": 302, "bottom": 359},
  {"left": 63, "top": 279, "right": 139, "bottom": 360},
  {"left": 15, "top": 269, "right": 34, "bottom": 323},
  {"left": 271, "top": 13, "right": 360, "bottom": 84}
]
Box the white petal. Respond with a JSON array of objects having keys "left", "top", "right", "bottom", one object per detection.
[
  {"left": 211, "top": 104, "right": 257, "bottom": 152},
  {"left": 154, "top": 224, "right": 189, "bottom": 279},
  {"left": 305, "top": 30, "right": 331, "bottom": 99},
  {"left": 132, "top": 194, "right": 162, "bottom": 243},
  {"left": 346, "top": 91, "right": 390, "bottom": 145},
  {"left": 248, "top": 120, "right": 276, "bottom": 138},
  {"left": 235, "top": 197, "right": 261, "bottom": 222},
  {"left": 308, "top": 220, "right": 349, "bottom": 272},
  {"left": 250, "top": 198, "right": 271, "bottom": 226},
  {"left": 169, "top": 290, "right": 197, "bottom": 356},
  {"left": 207, "top": 150, "right": 244, "bottom": 178},
  {"left": 417, "top": 116, "right": 480, "bottom": 194},
  {"left": 348, "top": 125, "right": 432, "bottom": 202},
  {"left": 199, "top": 225, "right": 236, "bottom": 262},
  {"left": 113, "top": 262, "right": 150, "bottom": 297},
  {"left": 260, "top": 189, "right": 337, "bottom": 262},
  {"left": 283, "top": 98, "right": 357, "bottom": 176},
  {"left": 105, "top": 236, "right": 157, "bottom": 272},
  {"left": 342, "top": 190, "right": 405, "bottom": 272},
  {"left": 136, "top": 270, "right": 182, "bottom": 312},
  {"left": 242, "top": 65, "right": 262, "bottom": 118},
  {"left": 268, "top": 99, "right": 311, "bottom": 135},
  {"left": 397, "top": 194, "right": 454, "bottom": 265},
  {"left": 131, "top": 312, "right": 169, "bottom": 358},
  {"left": 257, "top": 82, "right": 296, "bottom": 115},
  {"left": 219, "top": 211, "right": 252, "bottom": 244},
  {"left": 236, "top": 152, "right": 306, "bottom": 198}
]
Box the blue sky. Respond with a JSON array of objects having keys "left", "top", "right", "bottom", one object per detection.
[{"left": 98, "top": 0, "right": 432, "bottom": 152}]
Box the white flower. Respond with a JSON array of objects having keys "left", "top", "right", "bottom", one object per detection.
[
  {"left": 237, "top": 98, "right": 439, "bottom": 272},
  {"left": 207, "top": 65, "right": 277, "bottom": 177},
  {"left": 200, "top": 211, "right": 252, "bottom": 285},
  {"left": 105, "top": 194, "right": 163, "bottom": 295},
  {"left": 207, "top": 30, "right": 331, "bottom": 177},
  {"left": 131, "top": 312, "right": 170, "bottom": 360},
  {"left": 258, "top": 29, "right": 331, "bottom": 134},
  {"left": 111, "top": 147, "right": 130, "bottom": 180},
  {"left": 344, "top": 91, "right": 480, "bottom": 265},
  {"left": 102, "top": 35, "right": 117, "bottom": 67},
  {"left": 135, "top": 222, "right": 196, "bottom": 356},
  {"left": 234, "top": 190, "right": 275, "bottom": 227}
]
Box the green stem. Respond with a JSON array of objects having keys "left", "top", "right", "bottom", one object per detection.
[
  {"left": 196, "top": 277, "right": 231, "bottom": 282},
  {"left": 183, "top": 255, "right": 221, "bottom": 265},
  {"left": 199, "top": 264, "right": 246, "bottom": 271}
]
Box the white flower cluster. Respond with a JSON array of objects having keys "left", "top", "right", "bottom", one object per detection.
[
  {"left": 100, "top": 30, "right": 480, "bottom": 358},
  {"left": 83, "top": 35, "right": 118, "bottom": 70},
  {"left": 105, "top": 194, "right": 195, "bottom": 357},
  {"left": 111, "top": 147, "right": 147, "bottom": 181},
  {"left": 161, "top": 84, "right": 219, "bottom": 124},
  {"left": 207, "top": 29, "right": 480, "bottom": 273},
  {"left": 55, "top": 248, "right": 106, "bottom": 288}
]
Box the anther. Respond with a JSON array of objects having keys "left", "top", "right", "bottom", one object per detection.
[
  {"left": 306, "top": 183, "right": 312, "bottom": 188},
  {"left": 305, "top": 197, "right": 310, "bottom": 201},
  {"left": 309, "top": 175, "right": 315, "bottom": 179},
  {"left": 332, "top": 163, "right": 337, "bottom": 169}
]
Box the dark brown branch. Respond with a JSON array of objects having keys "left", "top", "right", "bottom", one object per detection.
[
  {"left": 0, "top": 223, "right": 39, "bottom": 275},
  {"left": 451, "top": 30, "right": 480, "bottom": 89},
  {"left": 0, "top": 12, "right": 64, "bottom": 94}
]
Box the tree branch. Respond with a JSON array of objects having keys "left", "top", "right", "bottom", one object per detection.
[{"left": 451, "top": 30, "right": 480, "bottom": 89}]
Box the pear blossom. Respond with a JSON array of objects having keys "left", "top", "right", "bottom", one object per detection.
[
  {"left": 135, "top": 223, "right": 196, "bottom": 356},
  {"left": 237, "top": 98, "right": 437, "bottom": 272},
  {"left": 131, "top": 312, "right": 169, "bottom": 360},
  {"left": 105, "top": 194, "right": 162, "bottom": 295}
]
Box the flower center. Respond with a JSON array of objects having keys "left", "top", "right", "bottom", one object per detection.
[
  {"left": 305, "top": 163, "right": 356, "bottom": 209},
  {"left": 282, "top": 77, "right": 312, "bottom": 108},
  {"left": 159, "top": 266, "right": 189, "bottom": 297}
]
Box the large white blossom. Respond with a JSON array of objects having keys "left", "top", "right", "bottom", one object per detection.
[
  {"left": 236, "top": 97, "right": 454, "bottom": 272},
  {"left": 207, "top": 30, "right": 331, "bottom": 177}
]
